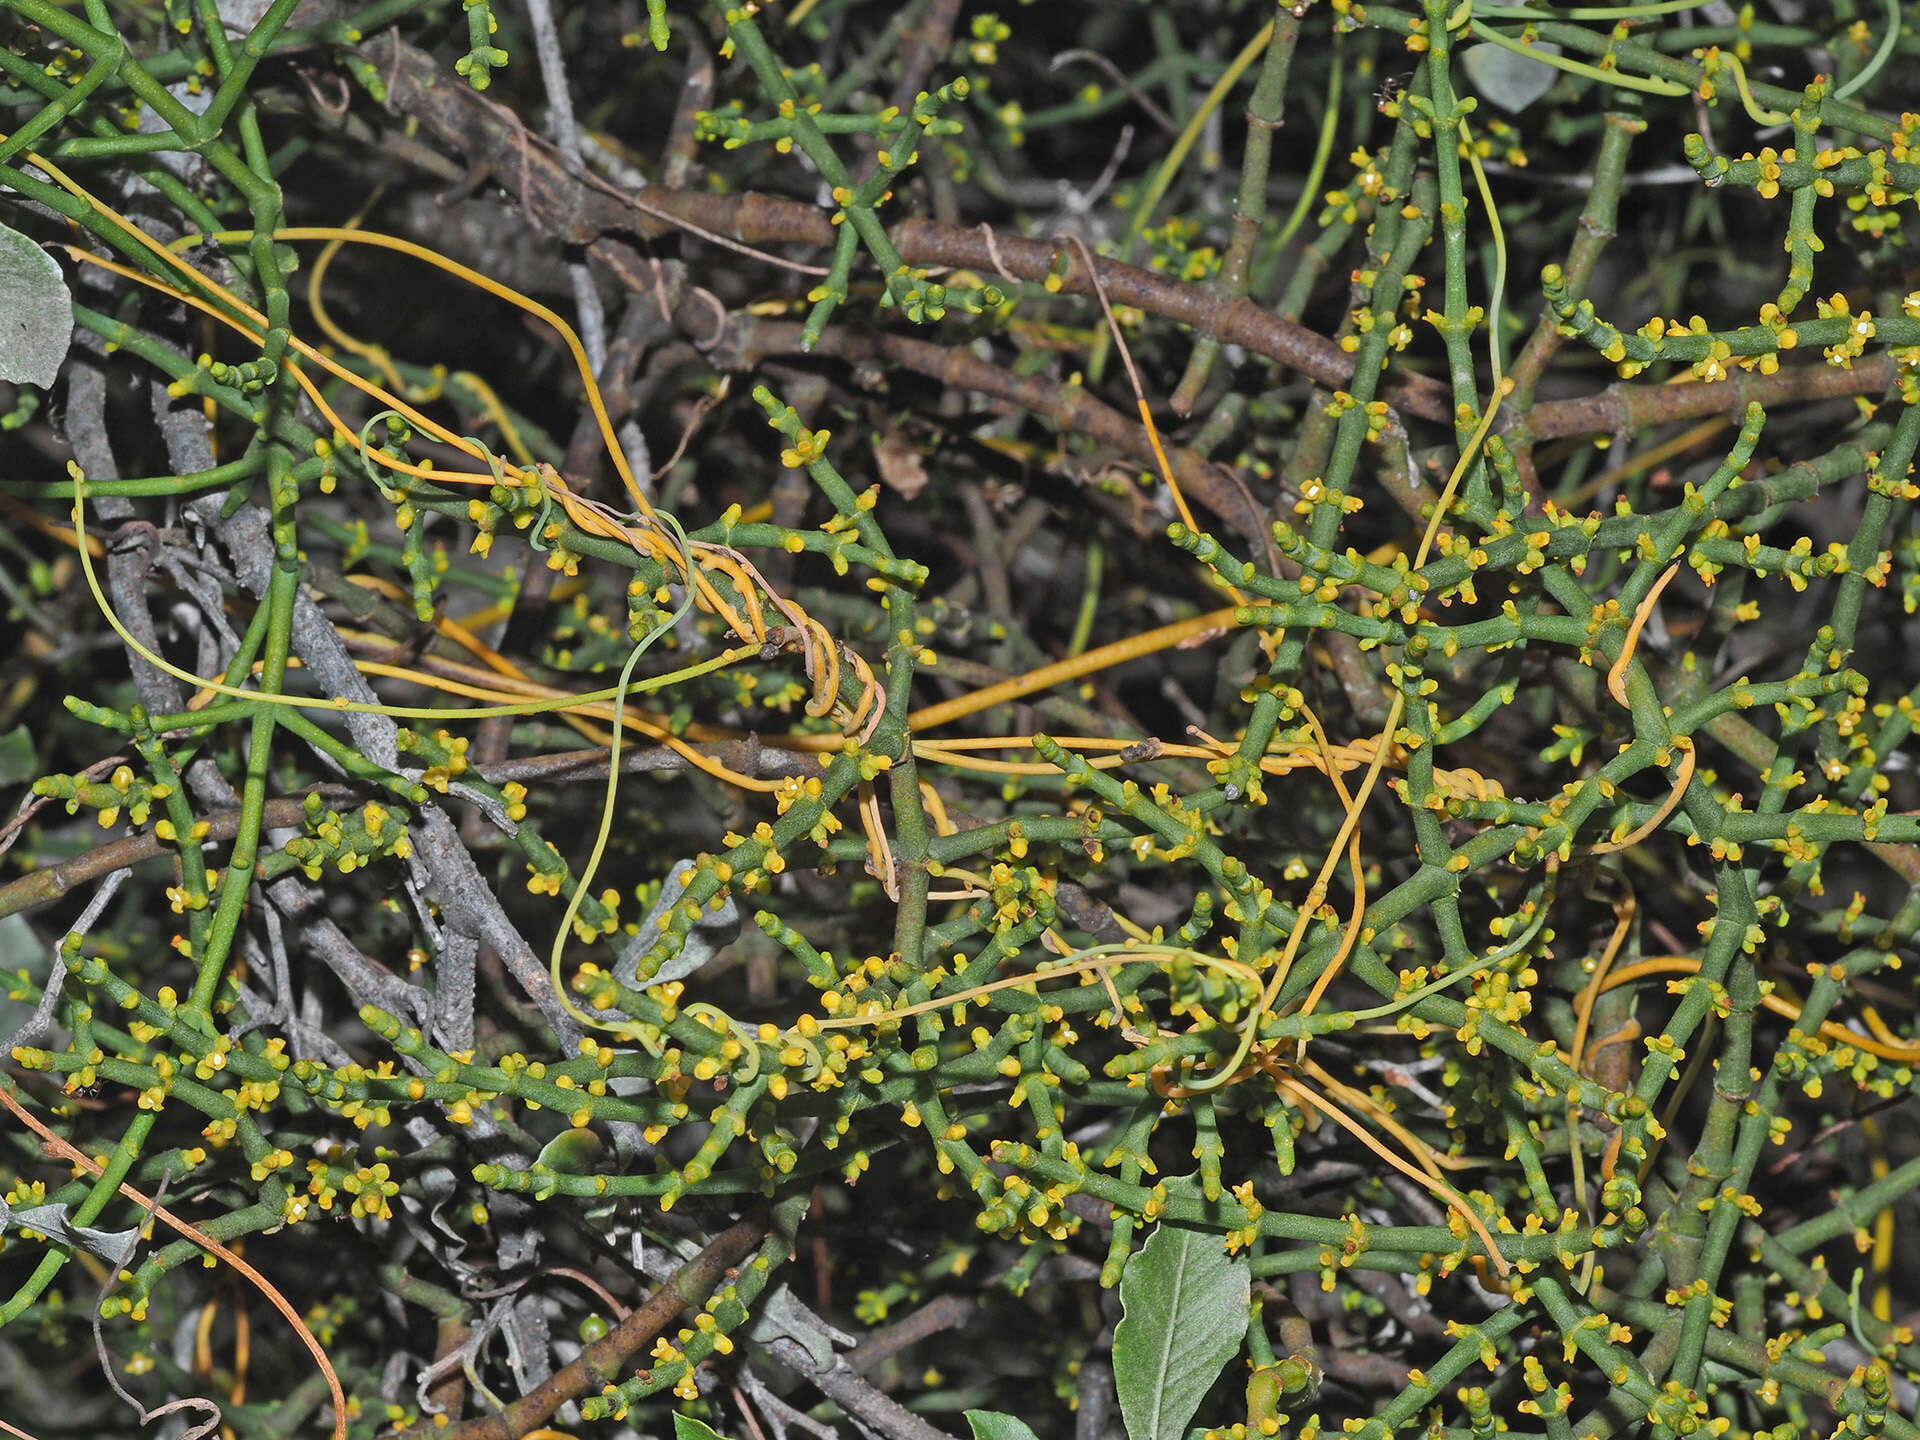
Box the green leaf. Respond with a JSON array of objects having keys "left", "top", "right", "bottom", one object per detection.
[
  {"left": 0, "top": 223, "right": 71, "bottom": 389},
  {"left": 0, "top": 726, "right": 34, "bottom": 786},
  {"left": 966, "top": 1411, "right": 1043, "bottom": 1440},
  {"left": 1113, "top": 1178, "right": 1250, "bottom": 1440},
  {"left": 1461, "top": 42, "right": 1562, "bottom": 115},
  {"left": 533, "top": 1127, "right": 603, "bottom": 1173},
  {"left": 673, "top": 1414, "right": 735, "bottom": 1440},
  {"left": 0, "top": 913, "right": 40, "bottom": 973},
  {"left": 0, "top": 913, "right": 49, "bottom": 1043}
]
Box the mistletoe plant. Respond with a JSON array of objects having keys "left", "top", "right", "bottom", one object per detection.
[{"left": 2, "top": 1, "right": 1919, "bottom": 1439}]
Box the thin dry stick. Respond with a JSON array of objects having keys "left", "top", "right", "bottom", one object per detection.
[
  {"left": 1, "top": 866, "right": 130, "bottom": 1054},
  {"left": 732, "top": 1383, "right": 773, "bottom": 1440},
  {"left": 0, "top": 1085, "right": 348, "bottom": 1440},
  {"left": 467, "top": 1263, "right": 632, "bottom": 1320},
  {"left": 94, "top": 1172, "right": 224, "bottom": 1440},
  {"left": 409, "top": 1216, "right": 765, "bottom": 1440},
  {"left": 64, "top": 200, "right": 895, "bottom": 754},
  {"left": 1064, "top": 233, "right": 1207, "bottom": 544},
  {"left": 1049, "top": 49, "right": 1177, "bottom": 131},
  {"left": 521, "top": 0, "right": 608, "bottom": 369}
]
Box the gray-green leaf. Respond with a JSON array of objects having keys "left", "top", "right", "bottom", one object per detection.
[
  {"left": 1460, "top": 42, "right": 1562, "bottom": 115},
  {"left": 0, "top": 1196, "right": 141, "bottom": 1265},
  {"left": 745, "top": 1282, "right": 853, "bottom": 1369},
  {"left": 0, "top": 223, "right": 71, "bottom": 388},
  {"left": 966, "top": 1411, "right": 1043, "bottom": 1440},
  {"left": 1114, "top": 1179, "right": 1250, "bottom": 1440}
]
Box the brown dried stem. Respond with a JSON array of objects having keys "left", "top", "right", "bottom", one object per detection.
[
  {"left": 409, "top": 1216, "right": 765, "bottom": 1440},
  {"left": 366, "top": 28, "right": 1894, "bottom": 469}
]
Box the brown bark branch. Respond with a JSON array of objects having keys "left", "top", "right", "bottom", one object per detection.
[
  {"left": 736, "top": 317, "right": 1269, "bottom": 543},
  {"left": 363, "top": 28, "right": 1424, "bottom": 435},
  {"left": 1520, "top": 352, "right": 1896, "bottom": 442},
  {"left": 412, "top": 1216, "right": 766, "bottom": 1440},
  {"left": 889, "top": 0, "right": 964, "bottom": 113},
  {"left": 845, "top": 1294, "right": 977, "bottom": 1376},
  {"left": 367, "top": 27, "right": 1892, "bottom": 472},
  {"left": 0, "top": 794, "right": 344, "bottom": 922}
]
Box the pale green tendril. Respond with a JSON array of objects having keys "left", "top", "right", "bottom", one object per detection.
[
  {"left": 548, "top": 505, "right": 702, "bottom": 1045},
  {"left": 1832, "top": 0, "right": 1900, "bottom": 101},
  {"left": 1466, "top": 21, "right": 1690, "bottom": 101}
]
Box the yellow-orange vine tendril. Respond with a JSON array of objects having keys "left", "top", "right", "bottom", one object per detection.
[
  {"left": 1585, "top": 737, "right": 1696, "bottom": 856},
  {"left": 1269, "top": 1067, "right": 1506, "bottom": 1274},
  {"left": 91, "top": 191, "right": 1497, "bottom": 819},
  {"left": 68, "top": 468, "right": 759, "bottom": 726},
  {"left": 906, "top": 606, "right": 1240, "bottom": 731},
  {"left": 1596, "top": 958, "right": 1920, "bottom": 1064},
  {"left": 859, "top": 780, "right": 899, "bottom": 902},
  {"left": 24, "top": 144, "right": 804, "bottom": 657},
  {"left": 1607, "top": 562, "right": 1681, "bottom": 708},
  {"left": 328, "top": 578, "right": 613, "bottom": 747},
  {"left": 1063, "top": 232, "right": 1250, "bottom": 616},
  {"left": 39, "top": 147, "right": 896, "bottom": 793},
  {"left": 1567, "top": 877, "right": 1635, "bottom": 1291},
  {"left": 65, "top": 234, "right": 756, "bottom": 638}
]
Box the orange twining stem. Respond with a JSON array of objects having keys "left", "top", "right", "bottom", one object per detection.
[
  {"left": 25, "top": 145, "right": 763, "bottom": 633},
  {"left": 1270, "top": 1069, "right": 1510, "bottom": 1277},
  {"left": 1597, "top": 957, "right": 1920, "bottom": 1063},
  {"left": 1586, "top": 737, "right": 1694, "bottom": 855},
  {"left": 908, "top": 606, "right": 1238, "bottom": 730},
  {"left": 1289, "top": 704, "right": 1370, "bottom": 1024},
  {"left": 69, "top": 214, "right": 929, "bottom": 737},
  {"left": 1607, "top": 562, "right": 1681, "bottom": 709},
  {"left": 40, "top": 147, "right": 908, "bottom": 734},
  {"left": 67, "top": 239, "right": 761, "bottom": 641},
  {"left": 1571, "top": 889, "right": 1636, "bottom": 1081},
  {"left": 331, "top": 578, "right": 611, "bottom": 746},
  {"left": 344, "top": 648, "right": 786, "bottom": 793},
  {"left": 1066, "top": 231, "right": 1257, "bottom": 612}
]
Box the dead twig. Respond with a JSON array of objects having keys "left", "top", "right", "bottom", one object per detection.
[
  {"left": 367, "top": 26, "right": 1895, "bottom": 461},
  {"left": 845, "top": 1294, "right": 977, "bottom": 1376},
  {"left": 406, "top": 1216, "right": 766, "bottom": 1440}
]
